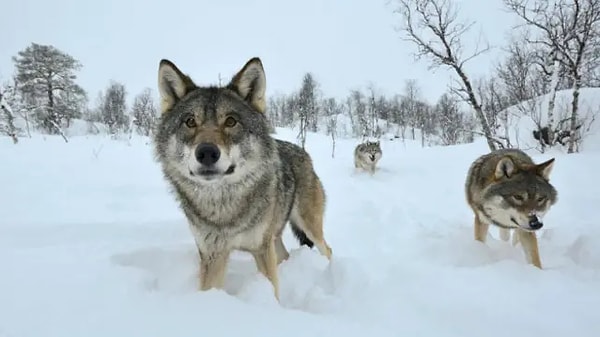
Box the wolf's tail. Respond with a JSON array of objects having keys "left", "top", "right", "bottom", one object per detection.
[{"left": 291, "top": 223, "right": 314, "bottom": 248}]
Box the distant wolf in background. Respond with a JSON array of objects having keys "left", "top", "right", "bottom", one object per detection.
[
  {"left": 465, "top": 148, "right": 558, "bottom": 269},
  {"left": 354, "top": 140, "right": 382, "bottom": 174},
  {"left": 153, "top": 57, "right": 332, "bottom": 301}
]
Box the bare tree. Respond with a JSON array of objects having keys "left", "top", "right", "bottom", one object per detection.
[
  {"left": 476, "top": 76, "right": 513, "bottom": 147},
  {"left": 348, "top": 89, "right": 369, "bottom": 138},
  {"left": 496, "top": 35, "right": 539, "bottom": 105},
  {"left": 416, "top": 100, "right": 436, "bottom": 146},
  {"left": 266, "top": 95, "right": 286, "bottom": 130},
  {"left": 131, "top": 88, "right": 158, "bottom": 137},
  {"left": 504, "top": 0, "right": 600, "bottom": 153},
  {"left": 271, "top": 93, "right": 295, "bottom": 128},
  {"left": 1, "top": 77, "right": 32, "bottom": 137},
  {"left": 322, "top": 98, "right": 341, "bottom": 158},
  {"left": 0, "top": 87, "right": 19, "bottom": 144},
  {"left": 542, "top": 49, "right": 562, "bottom": 144},
  {"left": 366, "top": 84, "right": 381, "bottom": 138},
  {"left": 497, "top": 37, "right": 565, "bottom": 150},
  {"left": 393, "top": 0, "right": 501, "bottom": 151},
  {"left": 401, "top": 79, "right": 422, "bottom": 141},
  {"left": 296, "top": 73, "right": 320, "bottom": 148},
  {"left": 99, "top": 80, "right": 129, "bottom": 137},
  {"left": 297, "top": 106, "right": 308, "bottom": 149},
  {"left": 329, "top": 115, "right": 338, "bottom": 158},
  {"left": 389, "top": 94, "right": 408, "bottom": 139},
  {"left": 434, "top": 92, "right": 463, "bottom": 145}
]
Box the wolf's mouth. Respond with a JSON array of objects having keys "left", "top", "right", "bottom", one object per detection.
[
  {"left": 189, "top": 165, "right": 236, "bottom": 177},
  {"left": 224, "top": 165, "right": 235, "bottom": 174},
  {"left": 510, "top": 217, "right": 542, "bottom": 231}
]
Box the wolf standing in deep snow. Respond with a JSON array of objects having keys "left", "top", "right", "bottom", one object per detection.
[
  {"left": 354, "top": 140, "right": 382, "bottom": 174},
  {"left": 152, "top": 57, "right": 332, "bottom": 300},
  {"left": 465, "top": 148, "right": 558, "bottom": 269}
]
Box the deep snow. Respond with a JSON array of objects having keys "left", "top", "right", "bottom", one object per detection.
[{"left": 1, "top": 127, "right": 599, "bottom": 337}]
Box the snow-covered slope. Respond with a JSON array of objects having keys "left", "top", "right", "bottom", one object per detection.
[
  {"left": 502, "top": 87, "right": 600, "bottom": 152},
  {"left": 0, "top": 128, "right": 598, "bottom": 337}
]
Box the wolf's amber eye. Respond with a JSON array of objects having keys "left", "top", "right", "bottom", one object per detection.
[
  {"left": 512, "top": 194, "right": 524, "bottom": 201},
  {"left": 224, "top": 116, "right": 237, "bottom": 128},
  {"left": 185, "top": 117, "right": 196, "bottom": 128},
  {"left": 537, "top": 196, "right": 547, "bottom": 203}
]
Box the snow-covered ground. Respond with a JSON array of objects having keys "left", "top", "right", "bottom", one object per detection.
[
  {"left": 1, "top": 127, "right": 599, "bottom": 337},
  {"left": 503, "top": 88, "right": 600, "bottom": 152}
]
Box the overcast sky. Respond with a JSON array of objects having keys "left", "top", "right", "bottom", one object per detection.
[{"left": 0, "top": 0, "right": 518, "bottom": 105}]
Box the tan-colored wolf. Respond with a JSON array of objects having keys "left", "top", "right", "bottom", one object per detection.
[{"left": 465, "top": 149, "right": 557, "bottom": 268}]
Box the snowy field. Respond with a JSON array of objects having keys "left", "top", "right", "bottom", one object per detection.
[{"left": 1, "top": 128, "right": 600, "bottom": 337}]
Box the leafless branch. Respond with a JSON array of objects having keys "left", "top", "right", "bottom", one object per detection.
[{"left": 393, "top": 0, "right": 500, "bottom": 151}]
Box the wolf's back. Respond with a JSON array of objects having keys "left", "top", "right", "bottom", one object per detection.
[{"left": 274, "top": 139, "right": 324, "bottom": 247}]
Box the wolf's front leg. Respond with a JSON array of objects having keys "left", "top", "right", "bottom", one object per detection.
[
  {"left": 499, "top": 228, "right": 511, "bottom": 242},
  {"left": 515, "top": 229, "right": 542, "bottom": 269},
  {"left": 473, "top": 215, "right": 490, "bottom": 243},
  {"left": 252, "top": 238, "right": 280, "bottom": 301},
  {"left": 369, "top": 164, "right": 376, "bottom": 175},
  {"left": 274, "top": 235, "right": 289, "bottom": 264},
  {"left": 199, "top": 251, "right": 230, "bottom": 291}
]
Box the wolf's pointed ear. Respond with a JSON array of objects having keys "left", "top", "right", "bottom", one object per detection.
[
  {"left": 536, "top": 158, "right": 555, "bottom": 180},
  {"left": 495, "top": 157, "right": 515, "bottom": 179},
  {"left": 227, "top": 57, "right": 266, "bottom": 113},
  {"left": 158, "top": 59, "right": 196, "bottom": 114}
]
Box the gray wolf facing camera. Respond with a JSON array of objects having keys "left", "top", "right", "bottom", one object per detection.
[
  {"left": 153, "top": 57, "right": 333, "bottom": 300},
  {"left": 465, "top": 148, "right": 557, "bottom": 269},
  {"left": 354, "top": 140, "right": 382, "bottom": 174}
]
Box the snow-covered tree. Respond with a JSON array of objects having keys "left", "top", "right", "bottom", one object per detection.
[
  {"left": 434, "top": 93, "right": 464, "bottom": 145},
  {"left": 393, "top": 0, "right": 502, "bottom": 151},
  {"left": 12, "top": 42, "right": 86, "bottom": 140},
  {"left": 504, "top": 0, "right": 600, "bottom": 153},
  {"left": 0, "top": 87, "right": 19, "bottom": 144},
  {"left": 99, "top": 80, "right": 128, "bottom": 136},
  {"left": 296, "top": 73, "right": 320, "bottom": 147},
  {"left": 131, "top": 88, "right": 158, "bottom": 137}
]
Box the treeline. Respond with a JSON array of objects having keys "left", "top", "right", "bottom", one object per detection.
[
  {"left": 266, "top": 74, "right": 477, "bottom": 147},
  {"left": 0, "top": 43, "right": 158, "bottom": 143},
  {"left": 0, "top": 42, "right": 479, "bottom": 147}
]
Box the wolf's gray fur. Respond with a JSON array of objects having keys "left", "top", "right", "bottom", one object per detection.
[
  {"left": 152, "top": 57, "right": 332, "bottom": 300},
  {"left": 354, "top": 140, "right": 382, "bottom": 174},
  {"left": 465, "top": 148, "right": 557, "bottom": 268}
]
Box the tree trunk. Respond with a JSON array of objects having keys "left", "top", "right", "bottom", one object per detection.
[
  {"left": 0, "top": 92, "right": 19, "bottom": 144},
  {"left": 567, "top": 72, "right": 581, "bottom": 153},
  {"left": 546, "top": 58, "right": 560, "bottom": 145},
  {"left": 47, "top": 79, "right": 57, "bottom": 133},
  {"left": 454, "top": 65, "right": 497, "bottom": 151}
]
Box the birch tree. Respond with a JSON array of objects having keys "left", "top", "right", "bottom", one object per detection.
[
  {"left": 393, "top": 0, "right": 502, "bottom": 151},
  {"left": 504, "top": 0, "right": 600, "bottom": 152}
]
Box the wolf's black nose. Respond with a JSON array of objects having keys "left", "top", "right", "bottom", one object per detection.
[
  {"left": 528, "top": 215, "right": 543, "bottom": 230},
  {"left": 195, "top": 143, "right": 220, "bottom": 166}
]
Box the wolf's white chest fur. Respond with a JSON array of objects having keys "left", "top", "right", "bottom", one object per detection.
[
  {"left": 188, "top": 216, "right": 269, "bottom": 254},
  {"left": 186, "top": 186, "right": 270, "bottom": 254}
]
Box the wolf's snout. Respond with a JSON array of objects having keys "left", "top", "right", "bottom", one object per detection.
[
  {"left": 528, "top": 214, "right": 543, "bottom": 230},
  {"left": 369, "top": 155, "right": 375, "bottom": 161},
  {"left": 195, "top": 143, "right": 220, "bottom": 166}
]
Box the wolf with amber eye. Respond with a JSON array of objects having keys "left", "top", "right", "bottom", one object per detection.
[{"left": 465, "top": 148, "right": 558, "bottom": 269}]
